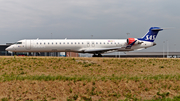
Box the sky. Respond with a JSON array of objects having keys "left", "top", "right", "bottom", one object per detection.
[{"left": 0, "top": 0, "right": 180, "bottom": 52}]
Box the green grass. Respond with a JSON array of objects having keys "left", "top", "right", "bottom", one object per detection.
[
  {"left": 1, "top": 74, "right": 180, "bottom": 82},
  {"left": 1, "top": 57, "right": 180, "bottom": 100}
]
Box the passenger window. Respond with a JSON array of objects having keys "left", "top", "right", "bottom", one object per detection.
[
  {"left": 67, "top": 42, "right": 69, "bottom": 44},
  {"left": 107, "top": 42, "right": 109, "bottom": 44},
  {"left": 96, "top": 42, "right": 98, "bottom": 44},
  {"left": 56, "top": 42, "right": 57, "bottom": 44},
  {"left": 52, "top": 42, "right": 53, "bottom": 44},
  {"left": 114, "top": 42, "right": 116, "bottom": 44},
  {"left": 104, "top": 42, "right": 105, "bottom": 44},
  {"left": 48, "top": 42, "right": 49, "bottom": 44},
  {"left": 75, "top": 42, "right": 76, "bottom": 44},
  {"left": 60, "top": 42, "right": 61, "bottom": 44},
  {"left": 63, "top": 42, "right": 65, "bottom": 44},
  {"left": 82, "top": 42, "right": 83, "bottom": 44},
  {"left": 100, "top": 42, "right": 101, "bottom": 44},
  {"left": 78, "top": 42, "right": 80, "bottom": 44},
  {"left": 44, "top": 42, "right": 45, "bottom": 45},
  {"left": 37, "top": 42, "right": 38, "bottom": 44}
]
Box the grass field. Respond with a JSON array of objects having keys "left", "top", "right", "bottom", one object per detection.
[{"left": 1, "top": 56, "right": 180, "bottom": 100}]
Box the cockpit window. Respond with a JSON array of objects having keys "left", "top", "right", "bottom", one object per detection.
[{"left": 15, "top": 42, "right": 22, "bottom": 44}]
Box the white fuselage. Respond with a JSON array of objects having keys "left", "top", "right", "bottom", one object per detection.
[{"left": 6, "top": 39, "right": 155, "bottom": 54}]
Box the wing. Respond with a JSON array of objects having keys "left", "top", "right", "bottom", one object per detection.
[
  {"left": 81, "top": 47, "right": 134, "bottom": 53},
  {"left": 82, "top": 47, "right": 121, "bottom": 53}
]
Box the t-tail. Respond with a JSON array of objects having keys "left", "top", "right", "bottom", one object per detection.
[{"left": 138, "top": 27, "right": 163, "bottom": 42}]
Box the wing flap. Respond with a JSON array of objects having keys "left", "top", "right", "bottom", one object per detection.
[{"left": 83, "top": 47, "right": 121, "bottom": 53}]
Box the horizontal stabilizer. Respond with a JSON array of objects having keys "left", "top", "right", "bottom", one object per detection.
[{"left": 151, "top": 28, "right": 163, "bottom": 31}]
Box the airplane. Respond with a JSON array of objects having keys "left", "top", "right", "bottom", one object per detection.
[{"left": 6, "top": 27, "right": 163, "bottom": 57}]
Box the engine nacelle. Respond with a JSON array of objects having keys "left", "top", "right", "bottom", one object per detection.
[{"left": 127, "top": 38, "right": 143, "bottom": 45}]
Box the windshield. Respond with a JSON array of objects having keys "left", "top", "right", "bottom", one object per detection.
[{"left": 14, "top": 42, "right": 22, "bottom": 44}]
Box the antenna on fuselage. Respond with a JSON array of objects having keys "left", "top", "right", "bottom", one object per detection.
[
  {"left": 91, "top": 35, "right": 93, "bottom": 39},
  {"left": 126, "top": 33, "right": 130, "bottom": 38}
]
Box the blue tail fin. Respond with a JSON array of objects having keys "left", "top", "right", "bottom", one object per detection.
[{"left": 138, "top": 27, "right": 163, "bottom": 42}]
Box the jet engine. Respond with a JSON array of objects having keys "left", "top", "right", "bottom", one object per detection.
[{"left": 127, "top": 38, "right": 143, "bottom": 45}]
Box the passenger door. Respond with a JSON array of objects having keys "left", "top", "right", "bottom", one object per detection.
[{"left": 26, "top": 40, "right": 31, "bottom": 50}]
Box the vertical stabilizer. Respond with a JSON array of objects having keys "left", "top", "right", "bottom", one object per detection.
[{"left": 138, "top": 27, "right": 163, "bottom": 42}]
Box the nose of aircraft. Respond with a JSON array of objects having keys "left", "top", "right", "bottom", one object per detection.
[{"left": 6, "top": 46, "right": 13, "bottom": 51}]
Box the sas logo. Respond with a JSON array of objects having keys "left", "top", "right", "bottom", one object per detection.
[{"left": 145, "top": 35, "right": 156, "bottom": 40}]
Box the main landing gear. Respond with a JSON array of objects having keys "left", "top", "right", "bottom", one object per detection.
[{"left": 92, "top": 54, "right": 102, "bottom": 57}]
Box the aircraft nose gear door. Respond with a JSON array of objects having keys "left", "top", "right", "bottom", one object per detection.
[{"left": 26, "top": 40, "right": 31, "bottom": 50}]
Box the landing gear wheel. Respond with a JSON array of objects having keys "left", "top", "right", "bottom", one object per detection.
[
  {"left": 92, "top": 53, "right": 102, "bottom": 57},
  {"left": 98, "top": 54, "right": 102, "bottom": 57}
]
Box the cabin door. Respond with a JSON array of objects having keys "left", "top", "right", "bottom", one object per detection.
[{"left": 26, "top": 40, "right": 31, "bottom": 50}]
